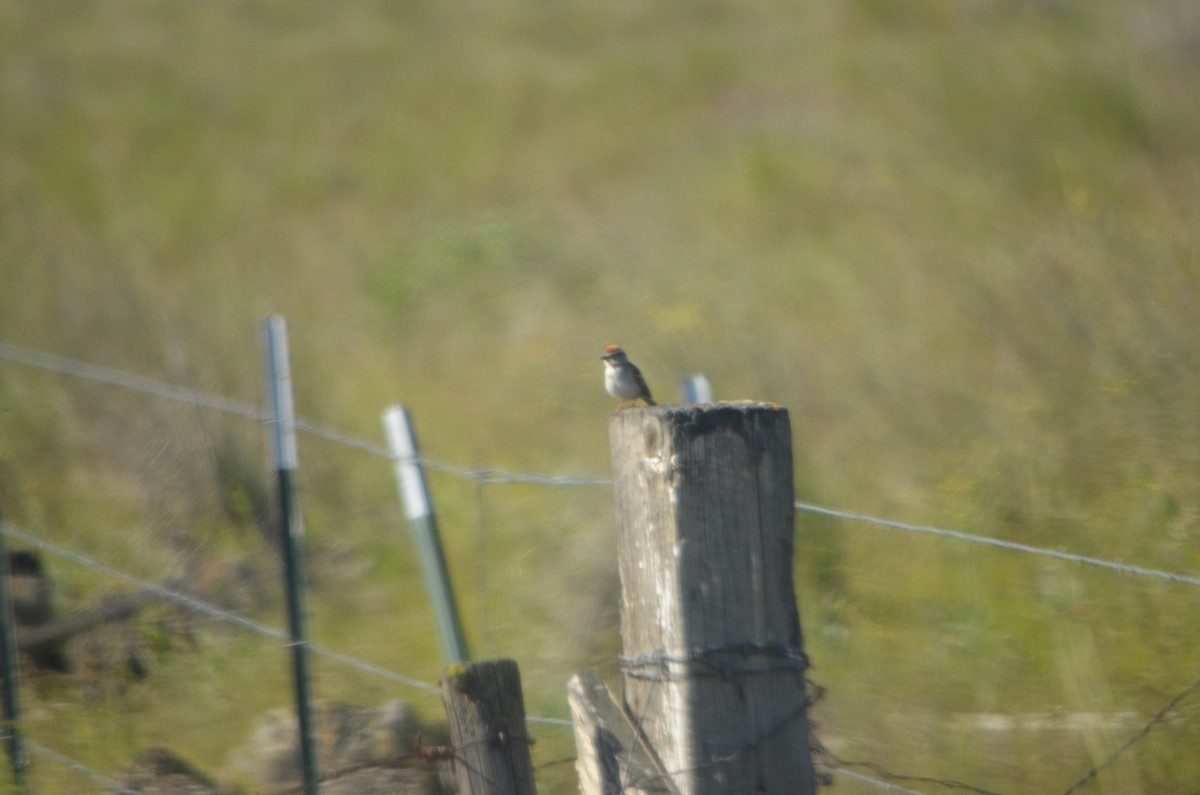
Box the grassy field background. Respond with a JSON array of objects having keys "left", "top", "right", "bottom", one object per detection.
[{"left": 2, "top": 0, "right": 1200, "bottom": 792}]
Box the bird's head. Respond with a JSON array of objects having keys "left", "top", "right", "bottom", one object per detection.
[{"left": 601, "top": 345, "right": 626, "bottom": 361}]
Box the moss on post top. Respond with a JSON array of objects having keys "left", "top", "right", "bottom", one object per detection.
[{"left": 443, "top": 662, "right": 469, "bottom": 692}]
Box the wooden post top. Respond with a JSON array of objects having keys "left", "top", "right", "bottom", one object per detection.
[
  {"left": 608, "top": 402, "right": 791, "bottom": 464},
  {"left": 609, "top": 401, "right": 785, "bottom": 420},
  {"left": 607, "top": 400, "right": 799, "bottom": 653}
]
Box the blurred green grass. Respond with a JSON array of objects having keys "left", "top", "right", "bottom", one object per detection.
[{"left": 2, "top": 0, "right": 1200, "bottom": 792}]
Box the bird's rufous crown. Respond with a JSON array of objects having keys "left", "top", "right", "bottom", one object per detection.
[{"left": 603, "top": 344, "right": 623, "bottom": 354}]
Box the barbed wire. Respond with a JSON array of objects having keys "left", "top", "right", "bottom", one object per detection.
[
  {"left": 304, "top": 641, "right": 440, "bottom": 695},
  {"left": 816, "top": 763, "right": 931, "bottom": 795},
  {"left": 307, "top": 639, "right": 571, "bottom": 724},
  {"left": 795, "top": 502, "right": 1200, "bottom": 588},
  {"left": 24, "top": 739, "right": 140, "bottom": 795},
  {"left": 291, "top": 417, "right": 612, "bottom": 486},
  {"left": 527, "top": 715, "right": 574, "bottom": 728},
  {"left": 621, "top": 671, "right": 682, "bottom": 795},
  {"left": 291, "top": 416, "right": 391, "bottom": 458},
  {"left": 617, "top": 659, "right": 818, "bottom": 795},
  {"left": 1059, "top": 675, "right": 1200, "bottom": 795},
  {"left": 0, "top": 523, "right": 448, "bottom": 693},
  {"left": 613, "top": 650, "right": 994, "bottom": 795},
  {"left": 1, "top": 524, "right": 288, "bottom": 640},
  {"left": 535, "top": 749, "right": 936, "bottom": 795},
  {"left": 0, "top": 340, "right": 268, "bottom": 421},
  {"left": 619, "top": 642, "right": 809, "bottom": 682},
  {"left": 1, "top": 521, "right": 580, "bottom": 727},
  {"left": 9, "top": 341, "right": 1200, "bottom": 581},
  {"left": 1, "top": 339, "right": 611, "bottom": 488},
  {"left": 13, "top": 338, "right": 1196, "bottom": 585},
  {"left": 818, "top": 754, "right": 1004, "bottom": 795},
  {"left": 7, "top": 339, "right": 1200, "bottom": 791}
]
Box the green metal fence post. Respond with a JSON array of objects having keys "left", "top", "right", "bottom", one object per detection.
[
  {"left": 0, "top": 506, "right": 28, "bottom": 792},
  {"left": 263, "top": 316, "right": 320, "bottom": 795},
  {"left": 382, "top": 405, "right": 469, "bottom": 665},
  {"left": 679, "top": 373, "right": 713, "bottom": 405},
  {"left": 0, "top": 506, "right": 28, "bottom": 793}
]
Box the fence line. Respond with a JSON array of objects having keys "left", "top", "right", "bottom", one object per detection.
[
  {"left": 7, "top": 340, "right": 1197, "bottom": 586},
  {"left": 306, "top": 641, "right": 439, "bottom": 695},
  {"left": 24, "top": 740, "right": 139, "bottom": 795},
  {"left": 794, "top": 502, "right": 1200, "bottom": 588},
  {"left": 1, "top": 521, "right": 581, "bottom": 719},
  {"left": 819, "top": 755, "right": 1002, "bottom": 795},
  {"left": 0, "top": 523, "right": 449, "bottom": 695},
  {"left": 299, "top": 417, "right": 613, "bottom": 486},
  {"left": 1059, "top": 675, "right": 1200, "bottom": 795},
  {"left": 817, "top": 765, "right": 930, "bottom": 795},
  {"left": 1, "top": 340, "right": 611, "bottom": 488},
  {"left": 0, "top": 340, "right": 596, "bottom": 708},
  {"left": 525, "top": 714, "right": 573, "bottom": 728},
  {"left": 0, "top": 341, "right": 268, "bottom": 421},
  {"left": 5, "top": 339, "right": 1200, "bottom": 790},
  {"left": 1, "top": 525, "right": 288, "bottom": 640}
]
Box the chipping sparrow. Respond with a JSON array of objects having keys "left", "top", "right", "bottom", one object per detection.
[{"left": 601, "top": 345, "right": 656, "bottom": 407}]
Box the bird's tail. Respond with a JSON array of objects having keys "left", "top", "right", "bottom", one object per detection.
[{"left": 644, "top": 397, "right": 657, "bottom": 406}]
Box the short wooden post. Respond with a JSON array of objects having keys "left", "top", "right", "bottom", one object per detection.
[
  {"left": 442, "top": 658, "right": 538, "bottom": 795},
  {"left": 581, "top": 404, "right": 817, "bottom": 795},
  {"left": 568, "top": 669, "right": 673, "bottom": 795}
]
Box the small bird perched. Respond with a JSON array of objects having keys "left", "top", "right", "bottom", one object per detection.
[{"left": 601, "top": 345, "right": 656, "bottom": 408}]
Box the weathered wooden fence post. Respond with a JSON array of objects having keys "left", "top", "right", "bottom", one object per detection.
[
  {"left": 442, "top": 658, "right": 538, "bottom": 795},
  {"left": 571, "top": 404, "right": 817, "bottom": 795}
]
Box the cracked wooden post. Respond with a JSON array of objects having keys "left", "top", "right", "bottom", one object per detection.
[
  {"left": 442, "top": 658, "right": 538, "bottom": 795},
  {"left": 571, "top": 404, "right": 817, "bottom": 795}
]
